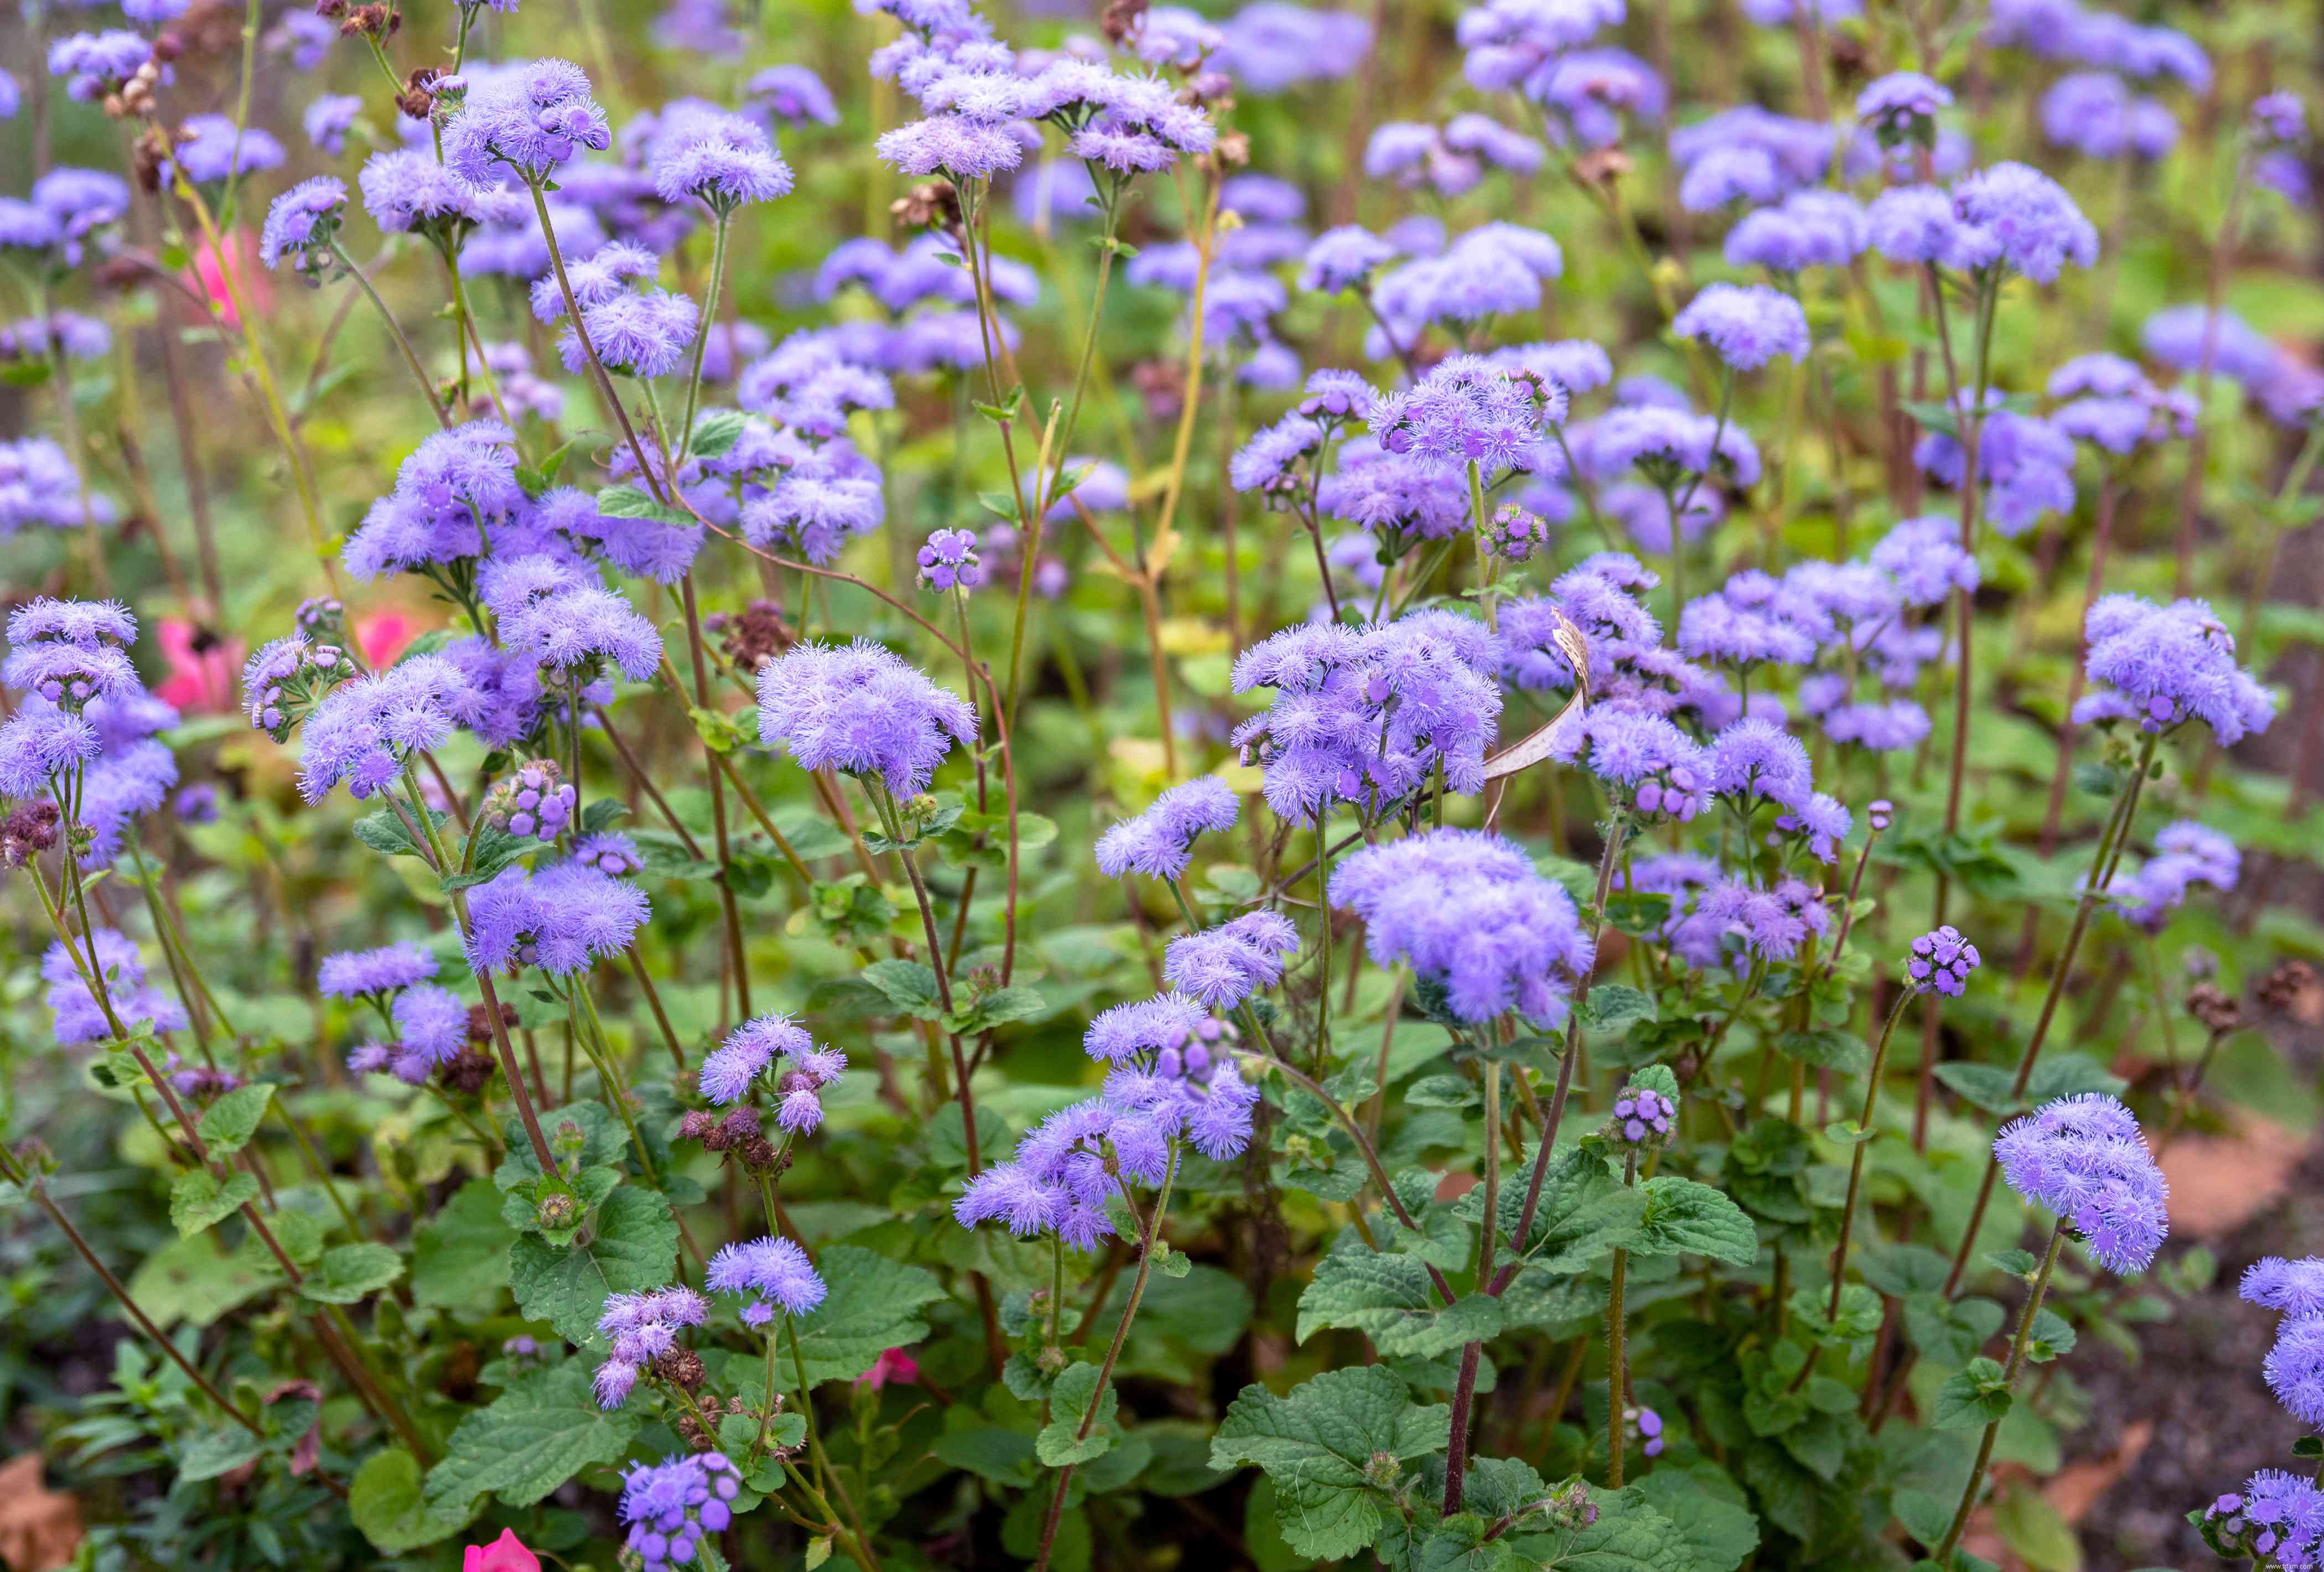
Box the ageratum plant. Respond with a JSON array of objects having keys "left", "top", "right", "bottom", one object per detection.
[{"left": 0, "top": 1, "right": 2316, "bottom": 1570}]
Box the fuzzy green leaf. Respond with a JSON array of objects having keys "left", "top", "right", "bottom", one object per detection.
[
  {"left": 1296, "top": 1245, "right": 1503, "bottom": 1358},
  {"left": 785, "top": 1245, "right": 946, "bottom": 1387},
  {"left": 423, "top": 1361, "right": 641, "bottom": 1512},
  {"left": 1210, "top": 1365, "right": 1451, "bottom": 1561},
  {"left": 350, "top": 1447, "right": 481, "bottom": 1554},
  {"left": 195, "top": 1083, "right": 276, "bottom": 1159},
  {"left": 299, "top": 1243, "right": 406, "bottom": 1305},
  {"left": 1931, "top": 1357, "right": 2014, "bottom": 1431},
  {"left": 506, "top": 1185, "right": 679, "bottom": 1346},
  {"left": 170, "top": 1170, "right": 259, "bottom": 1238},
  {"left": 1632, "top": 1177, "right": 1760, "bottom": 1267}
]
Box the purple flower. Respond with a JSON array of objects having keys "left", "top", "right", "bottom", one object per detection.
[
  {"left": 1315, "top": 440, "right": 1471, "bottom": 545},
  {"left": 746, "top": 64, "right": 840, "bottom": 127},
  {"left": 2252, "top": 91, "right": 2307, "bottom": 148},
  {"left": 1094, "top": 775, "right": 1240, "bottom": 881},
  {"left": 1589, "top": 406, "right": 1762, "bottom": 487},
  {"left": 1855, "top": 71, "right": 1952, "bottom": 140},
  {"left": 2264, "top": 1317, "right": 2324, "bottom": 1426},
  {"left": 1370, "top": 354, "right": 1560, "bottom": 476},
  {"left": 1865, "top": 183, "right": 1998, "bottom": 271},
  {"left": 917, "top": 527, "right": 983, "bottom": 592},
  {"left": 1870, "top": 515, "right": 1979, "bottom": 606},
  {"left": 956, "top": 1095, "right": 1176, "bottom": 1249},
  {"left": 1706, "top": 717, "right": 1814, "bottom": 809},
  {"left": 1680, "top": 573, "right": 1830, "bottom": 670},
  {"left": 1951, "top": 162, "right": 2100, "bottom": 283},
  {"left": 1084, "top": 993, "right": 1210, "bottom": 1064},
  {"left": 2244, "top": 1257, "right": 2324, "bottom": 1319},
  {"left": 876, "top": 115, "right": 1024, "bottom": 179},
  {"left": 1773, "top": 792, "right": 1852, "bottom": 861},
  {"left": 2115, "top": 820, "right": 2239, "bottom": 931},
  {"left": 1534, "top": 50, "right": 1666, "bottom": 149},
  {"left": 650, "top": 111, "right": 793, "bottom": 211},
  {"left": 483, "top": 759, "right": 577, "bottom": 842},
  {"left": 1230, "top": 615, "right": 1503, "bottom": 824},
  {"left": 1906, "top": 925, "right": 1980, "bottom": 995},
  {"left": 1331, "top": 828, "right": 1594, "bottom": 1025},
  {"left": 1300, "top": 225, "right": 1395, "bottom": 294},
  {"left": 1723, "top": 191, "right": 1868, "bottom": 273},
  {"left": 1218, "top": 3, "right": 1372, "bottom": 91},
  {"left": 443, "top": 59, "right": 613, "bottom": 184},
  {"left": 318, "top": 941, "right": 435, "bottom": 1001},
  {"left": 1993, "top": 1093, "right": 2168, "bottom": 1274},
  {"left": 392, "top": 983, "right": 468, "bottom": 1067},
  {"left": 1606, "top": 1082, "right": 1675, "bottom": 1148},
  {"left": 2069, "top": 594, "right": 2275, "bottom": 745},
  {"left": 294, "top": 91, "right": 364, "bottom": 158},
  {"left": 1549, "top": 704, "right": 1712, "bottom": 821},
  {"left": 707, "top": 1236, "right": 827, "bottom": 1324},
  {"left": 258, "top": 176, "right": 347, "bottom": 273},
  {"left": 2140, "top": 304, "right": 2285, "bottom": 385},
  {"left": 1368, "top": 224, "right": 1562, "bottom": 349},
  {"left": 758, "top": 641, "right": 975, "bottom": 797},
  {"left": 43, "top": 928, "right": 188, "bottom": 1047},
  {"left": 466, "top": 859, "right": 650, "bottom": 977},
  {"left": 497, "top": 583, "right": 665, "bottom": 685},
  {"left": 1694, "top": 875, "right": 1832, "bottom": 962},
  {"left": 358, "top": 149, "right": 485, "bottom": 239},
  {"left": 342, "top": 421, "right": 527, "bottom": 579},
  {"left": 1164, "top": 911, "right": 1300, "bottom": 1008},
  {"left": 48, "top": 32, "right": 154, "bottom": 103},
  {"left": 165, "top": 115, "right": 286, "bottom": 186},
  {"left": 1230, "top": 414, "right": 1325, "bottom": 500},
  {"left": 1674, "top": 283, "right": 1810, "bottom": 371},
  {"left": 2203, "top": 1470, "right": 2324, "bottom": 1568},
  {"left": 294, "top": 655, "right": 468, "bottom": 803},
  {"left": 1672, "top": 107, "right": 1832, "bottom": 210}
]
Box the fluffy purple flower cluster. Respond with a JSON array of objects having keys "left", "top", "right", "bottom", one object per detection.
[
  {"left": 706, "top": 1234, "right": 827, "bottom": 1326},
  {"left": 2069, "top": 594, "right": 2275, "bottom": 745},
  {"left": 1549, "top": 705, "right": 1712, "bottom": 821},
  {"left": 2047, "top": 354, "right": 2196, "bottom": 454},
  {"left": 531, "top": 241, "right": 700, "bottom": 380},
  {"left": 1912, "top": 395, "right": 2077, "bottom": 538},
  {"left": 295, "top": 655, "right": 468, "bottom": 803},
  {"left": 1724, "top": 190, "right": 1868, "bottom": 274},
  {"left": 1164, "top": 912, "right": 1300, "bottom": 1009},
  {"left": 1331, "top": 828, "right": 1594, "bottom": 1024},
  {"left": 258, "top": 177, "right": 347, "bottom": 276},
  {"left": 443, "top": 59, "right": 614, "bottom": 184},
  {"left": 347, "top": 984, "right": 469, "bottom": 1085},
  {"left": 2243, "top": 1255, "right": 2324, "bottom": 1429},
  {"left": 1905, "top": 926, "right": 1980, "bottom": 996},
  {"left": 594, "top": 1285, "right": 709, "bottom": 1408},
  {"left": 953, "top": 1095, "right": 1174, "bottom": 1250},
  {"left": 756, "top": 640, "right": 977, "bottom": 797},
  {"left": 2204, "top": 1472, "right": 2324, "bottom": 1569},
  {"left": 698, "top": 1014, "right": 847, "bottom": 1130},
  {"left": 0, "top": 168, "right": 129, "bottom": 270},
  {"left": 43, "top": 928, "right": 188, "bottom": 1048},
  {"left": 649, "top": 109, "right": 793, "bottom": 212},
  {"left": 466, "top": 859, "right": 650, "bottom": 977},
  {"left": 1230, "top": 614, "right": 1503, "bottom": 823},
  {"left": 1094, "top": 775, "right": 1240, "bottom": 881},
  {"left": 2115, "top": 819, "right": 2239, "bottom": 932},
  {"left": 318, "top": 941, "right": 436, "bottom": 1004},
  {"left": 1370, "top": 354, "right": 1560, "bottom": 476},
  {"left": 1672, "top": 283, "right": 1811, "bottom": 371},
  {"left": 1867, "top": 162, "right": 2099, "bottom": 283},
  {"left": 1080, "top": 993, "right": 1259, "bottom": 1159},
  {"left": 619, "top": 1452, "right": 746, "bottom": 1572},
  {"left": 1992, "top": 1093, "right": 2169, "bottom": 1274}
]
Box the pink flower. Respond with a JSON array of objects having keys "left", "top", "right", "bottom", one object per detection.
[
  {"left": 357, "top": 610, "right": 420, "bottom": 668},
  {"left": 153, "top": 619, "right": 245, "bottom": 714},
  {"left": 857, "top": 1346, "right": 920, "bottom": 1391},
  {"left": 463, "top": 1529, "right": 541, "bottom": 1572},
  {"left": 183, "top": 230, "right": 271, "bottom": 331}
]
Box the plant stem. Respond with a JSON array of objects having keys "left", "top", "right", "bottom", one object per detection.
[
  {"left": 1606, "top": 1153, "right": 1638, "bottom": 1487},
  {"left": 525, "top": 179, "right": 662, "bottom": 497},
  {"left": 678, "top": 209, "right": 732, "bottom": 451},
  {"left": 1825, "top": 987, "right": 1916, "bottom": 1320},
  {"left": 1933, "top": 1220, "right": 2068, "bottom": 1563},
  {"left": 328, "top": 241, "right": 448, "bottom": 428}
]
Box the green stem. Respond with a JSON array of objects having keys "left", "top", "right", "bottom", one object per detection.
[
  {"left": 1606, "top": 1151, "right": 1639, "bottom": 1487},
  {"left": 1933, "top": 1221, "right": 2068, "bottom": 1563},
  {"left": 329, "top": 240, "right": 447, "bottom": 427},
  {"left": 678, "top": 209, "right": 732, "bottom": 451},
  {"left": 1825, "top": 987, "right": 1917, "bottom": 1320}
]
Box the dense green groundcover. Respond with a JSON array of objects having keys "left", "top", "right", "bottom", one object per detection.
[{"left": 1, "top": 0, "right": 2321, "bottom": 1570}]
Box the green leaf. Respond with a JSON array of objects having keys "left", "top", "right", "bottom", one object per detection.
[
  {"left": 178, "top": 1424, "right": 266, "bottom": 1482},
  {"left": 2024, "top": 1053, "right": 2126, "bottom": 1102},
  {"left": 1584, "top": 985, "right": 1656, "bottom": 1033},
  {"left": 1931, "top": 1357, "right": 2014, "bottom": 1431},
  {"left": 195, "top": 1083, "right": 275, "bottom": 1159},
  {"left": 1991, "top": 1482, "right": 2082, "bottom": 1572},
  {"left": 2, "top": 360, "right": 55, "bottom": 388},
  {"left": 689, "top": 409, "right": 749, "bottom": 457},
  {"left": 785, "top": 1246, "right": 946, "bottom": 1387},
  {"left": 1295, "top": 1245, "right": 1503, "bottom": 1358},
  {"left": 1036, "top": 1363, "right": 1118, "bottom": 1465},
  {"left": 299, "top": 1242, "right": 406, "bottom": 1305},
  {"left": 1931, "top": 1062, "right": 2020, "bottom": 1114},
  {"left": 350, "top": 1447, "right": 480, "bottom": 1554},
  {"left": 859, "top": 959, "right": 942, "bottom": 1017},
  {"left": 1632, "top": 1177, "right": 1759, "bottom": 1267},
  {"left": 1776, "top": 1030, "right": 1871, "bottom": 1075},
  {"left": 1209, "top": 1365, "right": 1451, "bottom": 1561},
  {"left": 352, "top": 809, "right": 438, "bottom": 860},
  {"left": 412, "top": 1179, "right": 517, "bottom": 1312},
  {"left": 1986, "top": 1248, "right": 2038, "bottom": 1278},
  {"left": 1506, "top": 1146, "right": 1647, "bottom": 1270},
  {"left": 1404, "top": 1075, "right": 1480, "bottom": 1109},
  {"left": 507, "top": 1185, "right": 679, "bottom": 1345},
  {"left": 424, "top": 1362, "right": 641, "bottom": 1513},
  {"left": 170, "top": 1170, "right": 259, "bottom": 1238},
  {"left": 1540, "top": 1485, "right": 1699, "bottom": 1570},
  {"left": 2024, "top": 1309, "right": 2076, "bottom": 1364},
  {"left": 927, "top": 1104, "right": 1009, "bottom": 1171},
  {"left": 1631, "top": 1467, "right": 1760, "bottom": 1572},
  {"left": 948, "top": 985, "right": 1049, "bottom": 1035},
  {"left": 930, "top": 1424, "right": 1041, "bottom": 1488}
]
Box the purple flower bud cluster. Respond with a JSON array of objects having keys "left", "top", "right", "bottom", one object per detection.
[
  {"left": 1905, "top": 925, "right": 1980, "bottom": 996},
  {"left": 1606, "top": 1083, "right": 1675, "bottom": 1148},
  {"left": 1548, "top": 704, "right": 1713, "bottom": 821},
  {"left": 483, "top": 760, "right": 577, "bottom": 842},
  {"left": 757, "top": 640, "right": 977, "bottom": 798},
  {"left": 1855, "top": 71, "right": 1952, "bottom": 143},
  {"left": 1230, "top": 614, "right": 1503, "bottom": 824},
  {"left": 619, "top": 1452, "right": 745, "bottom": 1572},
  {"left": 698, "top": 1014, "right": 847, "bottom": 1130},
  {"left": 594, "top": 1285, "right": 710, "bottom": 1408},
  {"left": 258, "top": 177, "right": 348, "bottom": 277},
  {"left": 917, "top": 527, "right": 984, "bottom": 591},
  {"left": 1164, "top": 911, "right": 1300, "bottom": 1009},
  {"left": 573, "top": 831, "right": 645, "bottom": 876},
  {"left": 1094, "top": 775, "right": 1241, "bottom": 881},
  {"left": 2070, "top": 594, "right": 2275, "bottom": 746},
  {"left": 1993, "top": 1093, "right": 2169, "bottom": 1274},
  {"left": 1331, "top": 828, "right": 1594, "bottom": 1025},
  {"left": 1083, "top": 994, "right": 1259, "bottom": 1159},
  {"left": 1482, "top": 502, "right": 1552, "bottom": 562},
  {"left": 706, "top": 1234, "right": 827, "bottom": 1326}
]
